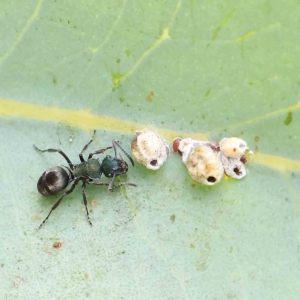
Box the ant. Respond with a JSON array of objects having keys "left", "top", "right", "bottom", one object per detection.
[{"left": 34, "top": 130, "right": 136, "bottom": 229}]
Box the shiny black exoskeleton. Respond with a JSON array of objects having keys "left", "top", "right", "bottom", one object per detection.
[{"left": 34, "top": 131, "right": 136, "bottom": 229}]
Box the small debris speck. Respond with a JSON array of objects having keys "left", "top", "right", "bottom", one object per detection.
[
  {"left": 170, "top": 214, "right": 176, "bottom": 223},
  {"left": 53, "top": 242, "right": 62, "bottom": 249},
  {"left": 91, "top": 199, "right": 98, "bottom": 207}
]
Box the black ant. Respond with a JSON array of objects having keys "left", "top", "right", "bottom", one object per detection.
[{"left": 34, "top": 131, "right": 136, "bottom": 229}]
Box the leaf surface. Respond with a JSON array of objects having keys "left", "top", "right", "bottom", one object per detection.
[{"left": 0, "top": 0, "right": 300, "bottom": 299}]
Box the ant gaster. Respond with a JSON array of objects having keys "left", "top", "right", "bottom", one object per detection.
[{"left": 34, "top": 131, "right": 136, "bottom": 229}]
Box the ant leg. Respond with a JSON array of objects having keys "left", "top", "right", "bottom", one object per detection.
[
  {"left": 88, "top": 146, "right": 112, "bottom": 159},
  {"left": 109, "top": 182, "right": 137, "bottom": 191},
  {"left": 38, "top": 179, "right": 79, "bottom": 229},
  {"left": 112, "top": 140, "right": 134, "bottom": 166},
  {"left": 112, "top": 140, "right": 118, "bottom": 158},
  {"left": 88, "top": 180, "right": 136, "bottom": 190},
  {"left": 106, "top": 174, "right": 137, "bottom": 191},
  {"left": 34, "top": 145, "right": 74, "bottom": 170},
  {"left": 108, "top": 174, "right": 116, "bottom": 191},
  {"left": 108, "top": 173, "right": 137, "bottom": 191},
  {"left": 88, "top": 182, "right": 109, "bottom": 187},
  {"left": 79, "top": 130, "right": 96, "bottom": 162},
  {"left": 82, "top": 182, "right": 92, "bottom": 226}
]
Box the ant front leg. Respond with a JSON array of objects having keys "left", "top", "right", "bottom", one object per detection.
[
  {"left": 109, "top": 182, "right": 137, "bottom": 191},
  {"left": 88, "top": 146, "right": 112, "bottom": 159},
  {"left": 112, "top": 140, "right": 134, "bottom": 166},
  {"left": 87, "top": 182, "right": 137, "bottom": 192},
  {"left": 88, "top": 179, "right": 137, "bottom": 191},
  {"left": 82, "top": 182, "right": 92, "bottom": 226},
  {"left": 108, "top": 174, "right": 137, "bottom": 191},
  {"left": 38, "top": 178, "right": 80, "bottom": 229},
  {"left": 79, "top": 130, "right": 96, "bottom": 162},
  {"left": 108, "top": 174, "right": 116, "bottom": 191},
  {"left": 34, "top": 145, "right": 74, "bottom": 170}
]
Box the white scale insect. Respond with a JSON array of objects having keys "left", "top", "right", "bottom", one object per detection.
[
  {"left": 173, "top": 137, "right": 252, "bottom": 186},
  {"left": 131, "top": 130, "right": 170, "bottom": 170}
]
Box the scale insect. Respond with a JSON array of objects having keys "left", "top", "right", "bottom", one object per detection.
[
  {"left": 173, "top": 136, "right": 252, "bottom": 185},
  {"left": 131, "top": 130, "right": 170, "bottom": 170},
  {"left": 34, "top": 131, "right": 136, "bottom": 229}
]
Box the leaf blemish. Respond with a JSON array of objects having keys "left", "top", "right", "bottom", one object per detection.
[
  {"left": 284, "top": 111, "right": 292, "bottom": 125},
  {"left": 147, "top": 91, "right": 154, "bottom": 102},
  {"left": 112, "top": 72, "right": 124, "bottom": 89}
]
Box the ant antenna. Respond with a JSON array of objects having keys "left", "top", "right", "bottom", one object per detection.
[{"left": 112, "top": 140, "right": 134, "bottom": 166}]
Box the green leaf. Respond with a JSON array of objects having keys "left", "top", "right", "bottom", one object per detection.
[{"left": 1, "top": 0, "right": 300, "bottom": 298}]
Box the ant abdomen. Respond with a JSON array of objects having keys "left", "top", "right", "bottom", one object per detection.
[{"left": 37, "top": 166, "right": 70, "bottom": 197}]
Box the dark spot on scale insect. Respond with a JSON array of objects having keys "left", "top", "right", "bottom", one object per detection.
[
  {"left": 150, "top": 160, "right": 158, "bottom": 166},
  {"left": 233, "top": 167, "right": 242, "bottom": 175},
  {"left": 207, "top": 176, "right": 216, "bottom": 183},
  {"left": 240, "top": 156, "right": 247, "bottom": 164},
  {"left": 34, "top": 131, "right": 136, "bottom": 229}
]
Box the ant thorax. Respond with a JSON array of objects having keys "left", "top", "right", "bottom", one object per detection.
[
  {"left": 73, "top": 159, "right": 102, "bottom": 179},
  {"left": 86, "top": 159, "right": 102, "bottom": 179}
]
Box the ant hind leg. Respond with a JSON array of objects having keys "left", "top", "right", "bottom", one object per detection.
[{"left": 38, "top": 179, "right": 79, "bottom": 229}]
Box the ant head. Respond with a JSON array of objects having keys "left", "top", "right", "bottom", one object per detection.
[{"left": 101, "top": 156, "right": 128, "bottom": 178}]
